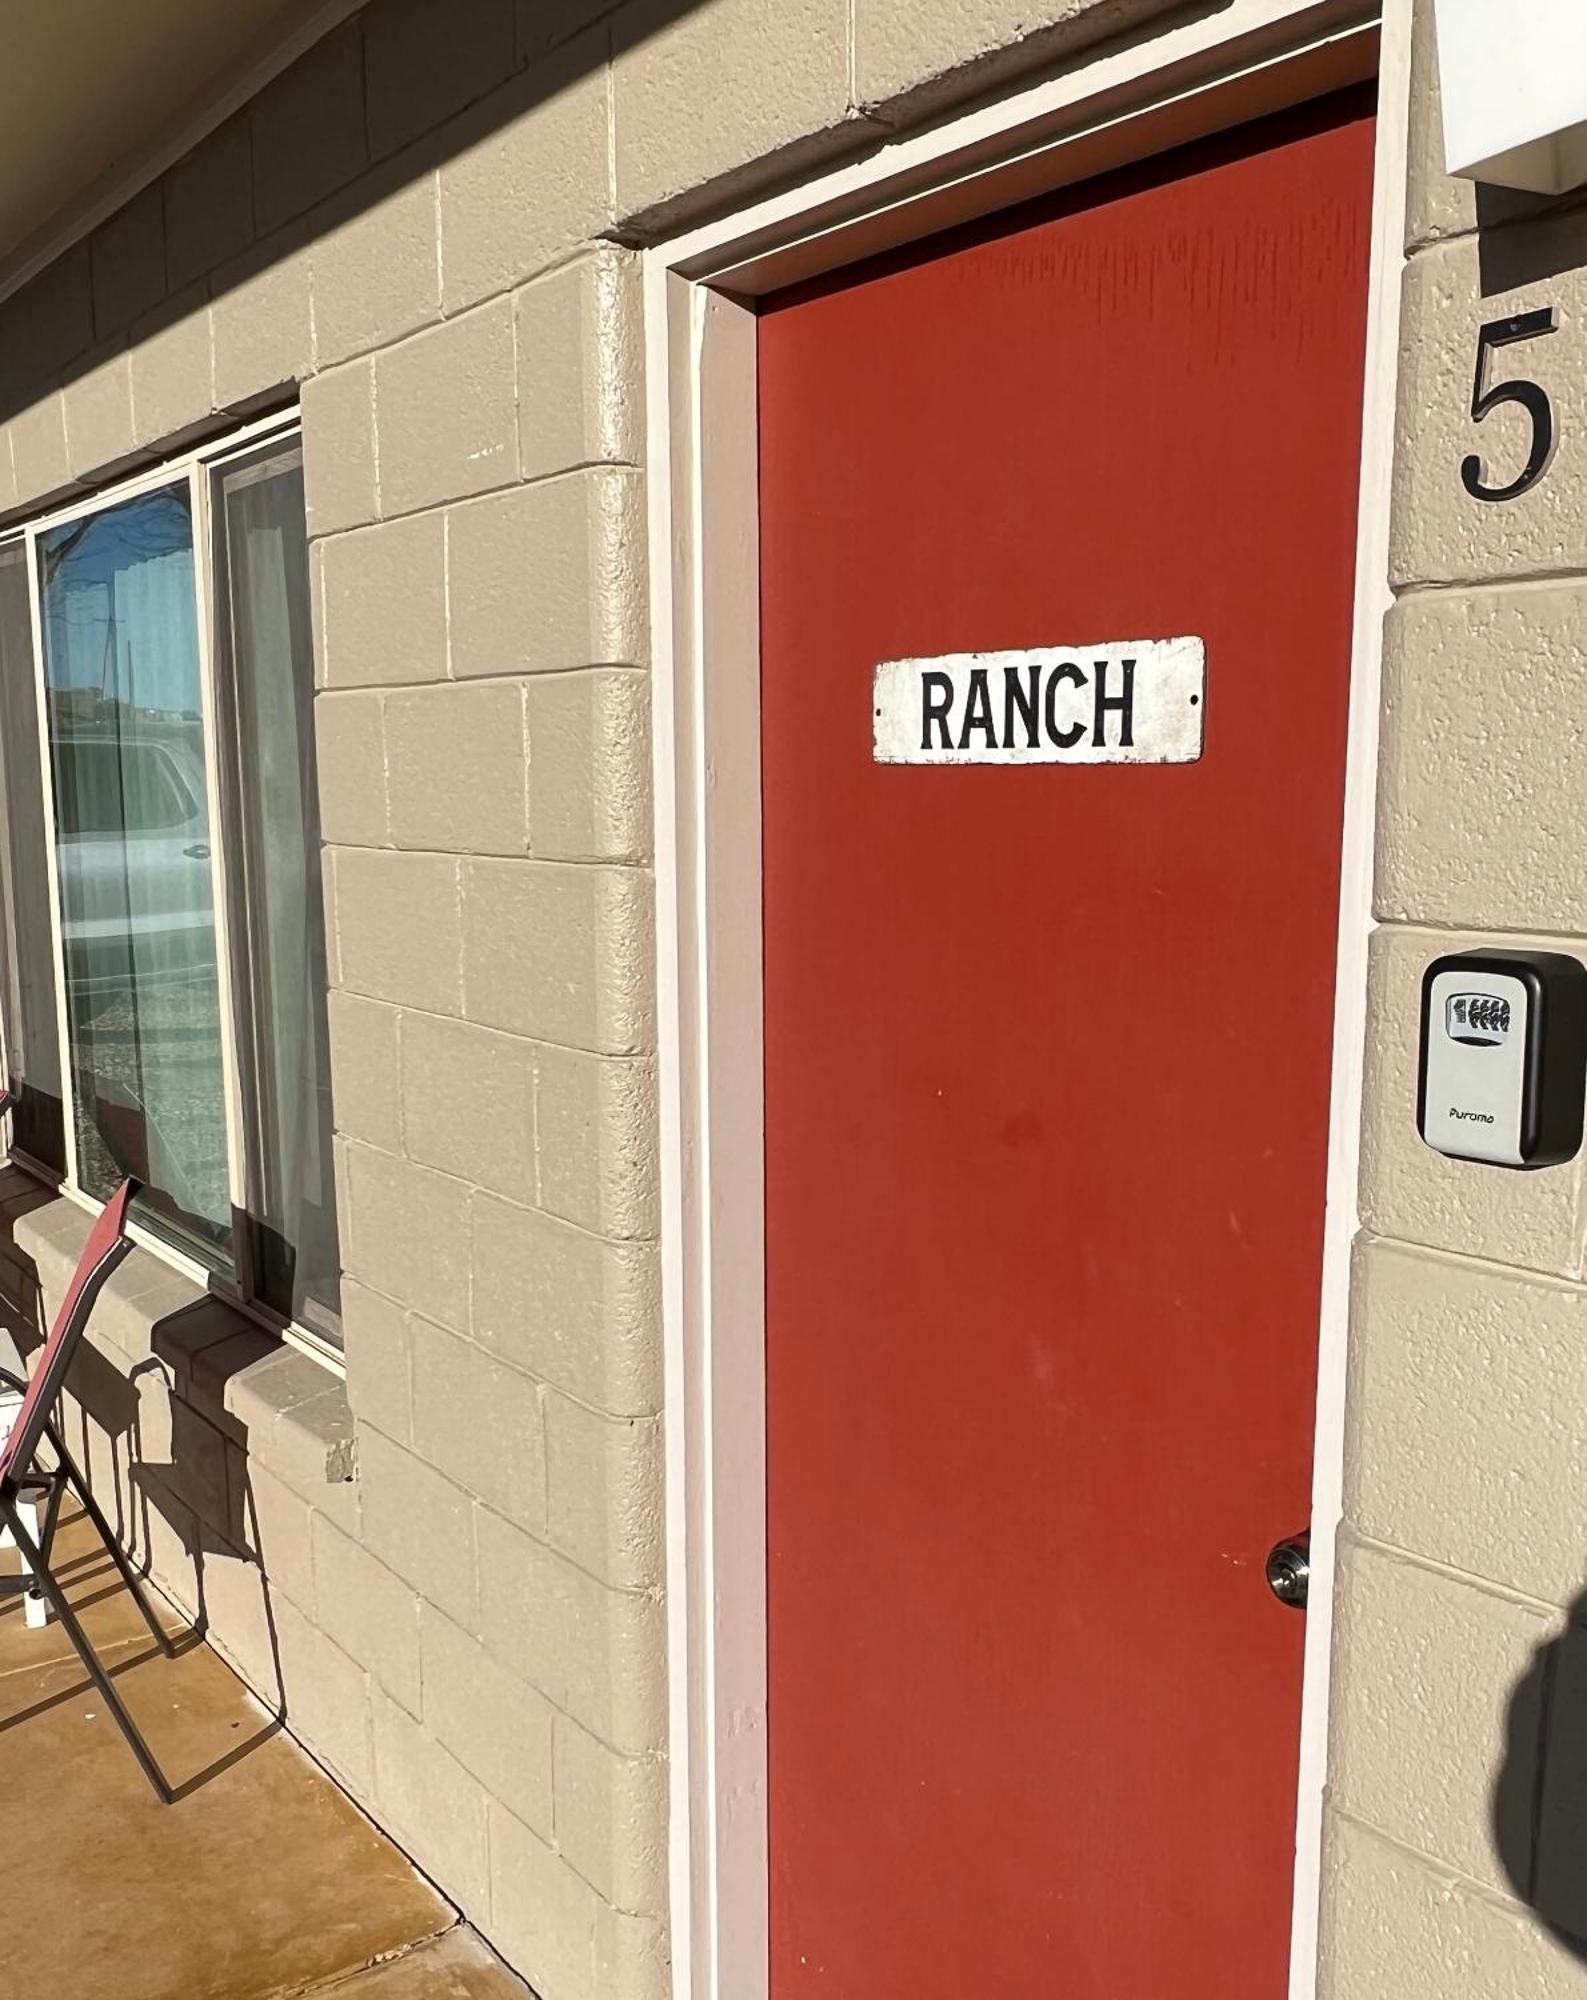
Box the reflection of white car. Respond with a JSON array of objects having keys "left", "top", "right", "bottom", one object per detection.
[{"left": 55, "top": 731, "right": 217, "bottom": 1002}]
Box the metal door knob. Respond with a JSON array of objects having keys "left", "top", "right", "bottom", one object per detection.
[{"left": 1265, "top": 1534, "right": 1310, "bottom": 1610}]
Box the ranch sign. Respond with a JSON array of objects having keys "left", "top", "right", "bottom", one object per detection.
[{"left": 871, "top": 637, "right": 1205, "bottom": 766}]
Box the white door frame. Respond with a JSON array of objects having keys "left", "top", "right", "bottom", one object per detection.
[{"left": 644, "top": 5, "right": 1411, "bottom": 1994}]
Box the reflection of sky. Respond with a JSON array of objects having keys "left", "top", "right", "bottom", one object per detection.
[{"left": 40, "top": 483, "right": 201, "bottom": 715}]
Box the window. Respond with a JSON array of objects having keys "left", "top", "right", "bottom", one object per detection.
[
  {"left": 0, "top": 545, "right": 65, "bottom": 1173},
  {"left": 37, "top": 480, "right": 231, "bottom": 1261},
  {"left": 0, "top": 418, "right": 341, "bottom": 1352},
  {"left": 212, "top": 443, "right": 339, "bottom": 1344}
]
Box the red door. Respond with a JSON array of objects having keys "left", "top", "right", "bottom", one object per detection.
[{"left": 759, "top": 89, "right": 1375, "bottom": 1997}]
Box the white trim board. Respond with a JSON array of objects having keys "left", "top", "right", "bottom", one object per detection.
[
  {"left": 1288, "top": 4, "right": 1410, "bottom": 1989},
  {"left": 645, "top": 5, "right": 1407, "bottom": 1996}
]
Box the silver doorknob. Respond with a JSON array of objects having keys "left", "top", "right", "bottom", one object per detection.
[{"left": 1265, "top": 1534, "right": 1310, "bottom": 1609}]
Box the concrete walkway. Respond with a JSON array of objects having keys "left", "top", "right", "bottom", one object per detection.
[{"left": 0, "top": 1507, "right": 533, "bottom": 2000}]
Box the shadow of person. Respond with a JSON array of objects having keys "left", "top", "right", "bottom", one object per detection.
[{"left": 1494, "top": 1587, "right": 1587, "bottom": 1958}]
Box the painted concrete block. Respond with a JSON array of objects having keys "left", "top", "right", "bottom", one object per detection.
[
  {"left": 1320, "top": 1809, "right": 1586, "bottom": 1998},
  {"left": 553, "top": 1716, "right": 668, "bottom": 1915},
  {"left": 313, "top": 1510, "right": 424, "bottom": 1715},
  {"left": 515, "top": 247, "right": 644, "bottom": 480},
  {"left": 855, "top": 0, "right": 1181, "bottom": 118},
  {"left": 421, "top": 1600, "right": 557, "bottom": 1838},
  {"left": 411, "top": 1316, "right": 548, "bottom": 1534},
  {"left": 1379, "top": 590, "right": 1587, "bottom": 935},
  {"left": 165, "top": 119, "right": 253, "bottom": 292},
  {"left": 476, "top": 1506, "right": 666, "bottom": 1752},
  {"left": 447, "top": 469, "right": 647, "bottom": 679},
  {"left": 314, "top": 687, "right": 389, "bottom": 848},
  {"left": 438, "top": 42, "right": 611, "bottom": 313},
  {"left": 358, "top": 1420, "right": 481, "bottom": 1631},
  {"left": 252, "top": 20, "right": 369, "bottom": 234},
  {"left": 375, "top": 299, "right": 520, "bottom": 515},
  {"left": 460, "top": 858, "right": 654, "bottom": 1055},
  {"left": 333, "top": 848, "right": 462, "bottom": 1015},
  {"left": 1347, "top": 1237, "right": 1587, "bottom": 1605},
  {"left": 530, "top": 1046, "right": 659, "bottom": 1241},
  {"left": 470, "top": 1194, "right": 661, "bottom": 1415},
  {"left": 613, "top": 0, "right": 859, "bottom": 224},
  {"left": 343, "top": 1141, "right": 472, "bottom": 1333},
  {"left": 399, "top": 1011, "right": 537, "bottom": 1207},
  {"left": 544, "top": 1393, "right": 663, "bottom": 1590},
  {"left": 318, "top": 512, "right": 447, "bottom": 688},
  {"left": 311, "top": 174, "right": 441, "bottom": 370},
  {"left": 385, "top": 679, "right": 528, "bottom": 855},
  {"left": 526, "top": 670, "right": 651, "bottom": 864},
  {"left": 301, "top": 357, "right": 378, "bottom": 537},
  {"left": 1330, "top": 1536, "right": 1557, "bottom": 1896}
]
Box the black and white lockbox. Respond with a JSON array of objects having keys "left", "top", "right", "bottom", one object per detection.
[{"left": 1418, "top": 949, "right": 1587, "bottom": 1168}]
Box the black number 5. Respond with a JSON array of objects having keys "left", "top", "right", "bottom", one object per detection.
[{"left": 1461, "top": 308, "right": 1560, "bottom": 503}]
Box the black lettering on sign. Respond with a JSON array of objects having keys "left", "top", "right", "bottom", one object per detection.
[
  {"left": 959, "top": 666, "right": 995, "bottom": 750},
  {"left": 1003, "top": 660, "right": 1041, "bottom": 750},
  {"left": 1044, "top": 662, "right": 1086, "bottom": 749},
  {"left": 1093, "top": 657, "right": 1135, "bottom": 749},
  {"left": 920, "top": 671, "right": 954, "bottom": 749}
]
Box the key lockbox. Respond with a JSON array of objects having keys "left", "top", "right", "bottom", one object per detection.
[{"left": 1418, "top": 949, "right": 1587, "bottom": 1168}]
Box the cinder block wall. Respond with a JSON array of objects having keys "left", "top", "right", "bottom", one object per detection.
[
  {"left": 1322, "top": 4, "right": 1587, "bottom": 1991},
  {"left": 0, "top": 2, "right": 1187, "bottom": 1996}
]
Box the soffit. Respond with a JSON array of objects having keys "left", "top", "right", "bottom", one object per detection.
[{"left": 0, "top": 0, "right": 359, "bottom": 296}]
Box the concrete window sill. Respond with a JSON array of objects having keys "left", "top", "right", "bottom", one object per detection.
[{"left": 8, "top": 1194, "right": 354, "bottom": 1495}]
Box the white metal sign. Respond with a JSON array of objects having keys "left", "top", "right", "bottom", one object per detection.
[{"left": 872, "top": 637, "right": 1204, "bottom": 766}]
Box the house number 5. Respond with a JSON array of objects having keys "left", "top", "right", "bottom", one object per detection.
[{"left": 1461, "top": 307, "right": 1560, "bottom": 503}]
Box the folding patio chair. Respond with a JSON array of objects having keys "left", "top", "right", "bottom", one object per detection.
[{"left": 0, "top": 1177, "right": 176, "bottom": 1802}]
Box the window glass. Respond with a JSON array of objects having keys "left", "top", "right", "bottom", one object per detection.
[
  {"left": 55, "top": 739, "right": 197, "bottom": 837},
  {"left": 216, "top": 446, "right": 341, "bottom": 1341},
  {"left": 0, "top": 543, "right": 65, "bottom": 1171},
  {"left": 36, "top": 482, "right": 231, "bottom": 1260}
]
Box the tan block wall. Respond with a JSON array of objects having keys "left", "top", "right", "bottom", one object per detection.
[
  {"left": 0, "top": 2, "right": 1187, "bottom": 1996},
  {"left": 1324, "top": 2, "right": 1587, "bottom": 1990}
]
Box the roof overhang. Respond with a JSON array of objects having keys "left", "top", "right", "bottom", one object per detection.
[{"left": 0, "top": 0, "right": 361, "bottom": 304}]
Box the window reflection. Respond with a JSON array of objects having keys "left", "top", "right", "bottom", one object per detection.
[{"left": 37, "top": 483, "right": 231, "bottom": 1260}]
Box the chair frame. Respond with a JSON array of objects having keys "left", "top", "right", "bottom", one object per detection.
[{"left": 0, "top": 1175, "right": 176, "bottom": 1802}]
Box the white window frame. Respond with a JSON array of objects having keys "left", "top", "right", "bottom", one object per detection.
[{"left": 0, "top": 405, "right": 344, "bottom": 1376}]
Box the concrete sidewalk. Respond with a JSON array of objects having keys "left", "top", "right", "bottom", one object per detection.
[{"left": 0, "top": 1506, "right": 533, "bottom": 2000}]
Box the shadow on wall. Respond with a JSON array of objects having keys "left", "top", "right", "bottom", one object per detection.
[
  {"left": 1495, "top": 1597, "right": 1587, "bottom": 1961},
  {"left": 0, "top": 1176, "right": 299, "bottom": 1801},
  {"left": 0, "top": 0, "right": 1244, "bottom": 438},
  {"left": 0, "top": 0, "right": 738, "bottom": 436},
  {"left": 1475, "top": 182, "right": 1587, "bottom": 295},
  {"left": 63, "top": 1310, "right": 293, "bottom": 1708}
]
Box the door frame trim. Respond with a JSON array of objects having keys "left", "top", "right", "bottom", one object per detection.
[{"left": 644, "top": 7, "right": 1410, "bottom": 1994}]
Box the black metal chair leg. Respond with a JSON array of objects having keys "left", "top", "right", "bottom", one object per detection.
[
  {"left": 0, "top": 1495, "right": 171, "bottom": 1804},
  {"left": 34, "top": 1470, "right": 66, "bottom": 1608},
  {"left": 46, "top": 1421, "right": 173, "bottom": 1657}
]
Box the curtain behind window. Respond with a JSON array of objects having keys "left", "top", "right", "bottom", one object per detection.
[{"left": 218, "top": 448, "right": 340, "bottom": 1341}]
